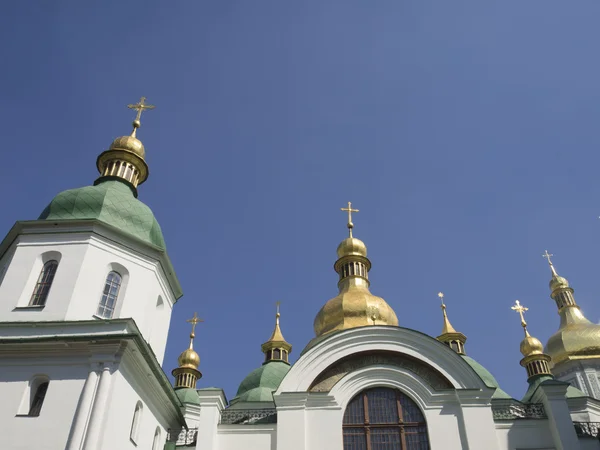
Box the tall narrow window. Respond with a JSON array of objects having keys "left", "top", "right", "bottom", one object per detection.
[
  {"left": 343, "top": 387, "right": 429, "bottom": 450},
  {"left": 97, "top": 271, "right": 122, "bottom": 319},
  {"left": 29, "top": 260, "right": 58, "bottom": 306},
  {"left": 152, "top": 427, "right": 161, "bottom": 450},
  {"left": 28, "top": 382, "right": 49, "bottom": 417},
  {"left": 130, "top": 401, "right": 143, "bottom": 443}
]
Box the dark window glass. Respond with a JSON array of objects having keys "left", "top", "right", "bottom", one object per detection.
[
  {"left": 28, "top": 382, "right": 49, "bottom": 416},
  {"left": 29, "top": 260, "right": 58, "bottom": 306},
  {"left": 97, "top": 271, "right": 122, "bottom": 319},
  {"left": 343, "top": 388, "right": 429, "bottom": 450},
  {"left": 273, "top": 349, "right": 281, "bottom": 359}
]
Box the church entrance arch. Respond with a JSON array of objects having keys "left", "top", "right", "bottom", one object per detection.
[{"left": 343, "top": 387, "right": 429, "bottom": 450}]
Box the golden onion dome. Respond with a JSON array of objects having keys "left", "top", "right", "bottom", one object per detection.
[
  {"left": 550, "top": 275, "right": 569, "bottom": 292},
  {"left": 520, "top": 334, "right": 544, "bottom": 357},
  {"left": 337, "top": 237, "right": 367, "bottom": 258},
  {"left": 545, "top": 307, "right": 600, "bottom": 365},
  {"left": 177, "top": 348, "right": 200, "bottom": 369},
  {"left": 108, "top": 134, "right": 145, "bottom": 159}
]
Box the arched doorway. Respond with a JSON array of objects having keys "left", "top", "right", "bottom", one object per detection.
[{"left": 343, "top": 387, "right": 429, "bottom": 450}]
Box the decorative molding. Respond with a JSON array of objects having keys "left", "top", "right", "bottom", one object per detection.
[{"left": 309, "top": 351, "right": 452, "bottom": 392}]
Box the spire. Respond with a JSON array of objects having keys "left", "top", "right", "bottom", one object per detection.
[
  {"left": 95, "top": 96, "right": 155, "bottom": 195},
  {"left": 436, "top": 292, "right": 467, "bottom": 354},
  {"left": 312, "top": 203, "right": 398, "bottom": 337},
  {"left": 511, "top": 300, "right": 552, "bottom": 381},
  {"left": 261, "top": 303, "right": 292, "bottom": 364},
  {"left": 542, "top": 251, "right": 586, "bottom": 314},
  {"left": 172, "top": 312, "right": 203, "bottom": 389}
]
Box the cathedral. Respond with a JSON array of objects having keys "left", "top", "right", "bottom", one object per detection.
[{"left": 1, "top": 98, "right": 600, "bottom": 450}]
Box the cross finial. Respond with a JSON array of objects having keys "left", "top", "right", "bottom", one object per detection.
[
  {"left": 127, "top": 96, "right": 155, "bottom": 136},
  {"left": 511, "top": 300, "right": 529, "bottom": 334},
  {"left": 542, "top": 250, "right": 559, "bottom": 277},
  {"left": 186, "top": 312, "right": 204, "bottom": 339},
  {"left": 340, "top": 202, "right": 359, "bottom": 237},
  {"left": 275, "top": 301, "right": 281, "bottom": 323},
  {"left": 438, "top": 292, "right": 445, "bottom": 306}
]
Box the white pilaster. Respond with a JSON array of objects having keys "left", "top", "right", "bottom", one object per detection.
[
  {"left": 274, "top": 393, "right": 308, "bottom": 450},
  {"left": 195, "top": 389, "right": 226, "bottom": 450},
  {"left": 455, "top": 389, "right": 500, "bottom": 450},
  {"left": 65, "top": 367, "right": 99, "bottom": 450},
  {"left": 533, "top": 381, "right": 581, "bottom": 450},
  {"left": 83, "top": 362, "right": 114, "bottom": 450}
]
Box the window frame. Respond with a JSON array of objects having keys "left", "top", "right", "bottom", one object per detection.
[
  {"left": 28, "top": 260, "right": 59, "bottom": 307},
  {"left": 342, "top": 387, "right": 429, "bottom": 450},
  {"left": 96, "top": 271, "right": 122, "bottom": 319}
]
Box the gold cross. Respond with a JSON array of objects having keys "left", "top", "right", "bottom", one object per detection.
[
  {"left": 127, "top": 96, "right": 155, "bottom": 123},
  {"left": 341, "top": 202, "right": 359, "bottom": 236},
  {"left": 511, "top": 300, "right": 528, "bottom": 328},
  {"left": 437, "top": 292, "right": 445, "bottom": 306},
  {"left": 186, "top": 312, "right": 204, "bottom": 336},
  {"left": 542, "top": 250, "right": 554, "bottom": 266}
]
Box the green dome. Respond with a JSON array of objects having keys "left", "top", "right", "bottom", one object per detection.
[
  {"left": 39, "top": 180, "right": 165, "bottom": 249},
  {"left": 461, "top": 355, "right": 511, "bottom": 399},
  {"left": 231, "top": 361, "right": 290, "bottom": 404},
  {"left": 175, "top": 387, "right": 201, "bottom": 406}
]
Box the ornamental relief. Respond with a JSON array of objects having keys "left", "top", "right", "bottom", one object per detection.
[{"left": 308, "top": 351, "right": 453, "bottom": 392}]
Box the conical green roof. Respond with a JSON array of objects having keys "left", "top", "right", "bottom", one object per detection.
[
  {"left": 231, "top": 361, "right": 290, "bottom": 404},
  {"left": 175, "top": 387, "right": 201, "bottom": 406},
  {"left": 461, "top": 355, "right": 511, "bottom": 399},
  {"left": 39, "top": 180, "right": 165, "bottom": 249}
]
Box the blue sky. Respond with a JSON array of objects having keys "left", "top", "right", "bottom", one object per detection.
[{"left": 2, "top": 1, "right": 600, "bottom": 400}]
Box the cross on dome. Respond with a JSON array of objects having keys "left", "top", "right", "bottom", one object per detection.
[
  {"left": 511, "top": 300, "right": 529, "bottom": 333},
  {"left": 341, "top": 202, "right": 359, "bottom": 237},
  {"left": 127, "top": 96, "right": 155, "bottom": 136}
]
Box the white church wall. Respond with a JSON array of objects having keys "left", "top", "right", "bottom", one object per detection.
[
  {"left": 100, "top": 368, "right": 170, "bottom": 450},
  {"left": 494, "top": 420, "right": 554, "bottom": 449},
  {"left": 0, "top": 360, "right": 87, "bottom": 450},
  {"left": 0, "top": 228, "right": 175, "bottom": 364},
  {"left": 218, "top": 425, "right": 276, "bottom": 450}
]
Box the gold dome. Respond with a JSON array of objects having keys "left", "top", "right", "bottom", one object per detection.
[
  {"left": 178, "top": 348, "right": 200, "bottom": 369},
  {"left": 314, "top": 282, "right": 399, "bottom": 336},
  {"left": 545, "top": 307, "right": 600, "bottom": 365},
  {"left": 108, "top": 135, "right": 145, "bottom": 159},
  {"left": 337, "top": 237, "right": 367, "bottom": 258},
  {"left": 550, "top": 275, "right": 569, "bottom": 292},
  {"left": 520, "top": 334, "right": 544, "bottom": 357}
]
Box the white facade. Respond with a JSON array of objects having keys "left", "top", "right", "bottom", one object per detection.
[{"left": 0, "top": 219, "right": 186, "bottom": 450}]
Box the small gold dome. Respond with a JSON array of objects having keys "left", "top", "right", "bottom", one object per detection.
[
  {"left": 520, "top": 335, "right": 544, "bottom": 357},
  {"left": 337, "top": 237, "right": 367, "bottom": 258},
  {"left": 550, "top": 275, "right": 569, "bottom": 292},
  {"left": 177, "top": 348, "right": 200, "bottom": 369},
  {"left": 109, "top": 135, "right": 146, "bottom": 159}
]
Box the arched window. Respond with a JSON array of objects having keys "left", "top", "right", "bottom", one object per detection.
[
  {"left": 130, "top": 401, "right": 143, "bottom": 443},
  {"left": 343, "top": 387, "right": 429, "bottom": 450},
  {"left": 152, "top": 427, "right": 161, "bottom": 450},
  {"left": 96, "top": 271, "right": 122, "bottom": 319},
  {"left": 28, "top": 381, "right": 49, "bottom": 417},
  {"left": 29, "top": 260, "right": 58, "bottom": 306}
]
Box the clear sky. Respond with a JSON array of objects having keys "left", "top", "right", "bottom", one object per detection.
[{"left": 2, "top": 1, "right": 600, "bottom": 401}]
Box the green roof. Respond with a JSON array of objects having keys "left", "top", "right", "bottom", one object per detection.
[
  {"left": 461, "top": 355, "right": 512, "bottom": 399},
  {"left": 39, "top": 180, "right": 165, "bottom": 249},
  {"left": 231, "top": 361, "right": 290, "bottom": 404},
  {"left": 521, "top": 375, "right": 587, "bottom": 403},
  {"left": 175, "top": 387, "right": 201, "bottom": 406}
]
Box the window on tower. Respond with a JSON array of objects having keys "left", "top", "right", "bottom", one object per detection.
[
  {"left": 130, "top": 401, "right": 143, "bottom": 444},
  {"left": 29, "top": 260, "right": 58, "bottom": 306},
  {"left": 96, "top": 271, "right": 122, "bottom": 319},
  {"left": 343, "top": 387, "right": 429, "bottom": 450},
  {"left": 152, "top": 427, "right": 161, "bottom": 450},
  {"left": 28, "top": 381, "right": 49, "bottom": 417}
]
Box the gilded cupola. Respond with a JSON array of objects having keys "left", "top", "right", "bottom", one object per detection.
[
  {"left": 95, "top": 97, "right": 155, "bottom": 193},
  {"left": 542, "top": 251, "right": 600, "bottom": 367},
  {"left": 261, "top": 303, "right": 292, "bottom": 364},
  {"left": 313, "top": 202, "right": 399, "bottom": 337},
  {"left": 511, "top": 300, "right": 552, "bottom": 380},
  {"left": 172, "top": 313, "right": 203, "bottom": 389},
  {"left": 436, "top": 292, "right": 467, "bottom": 355}
]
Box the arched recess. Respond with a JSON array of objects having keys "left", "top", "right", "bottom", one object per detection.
[
  {"left": 130, "top": 401, "right": 143, "bottom": 444},
  {"left": 18, "top": 374, "right": 50, "bottom": 416},
  {"left": 276, "top": 327, "right": 488, "bottom": 395},
  {"left": 16, "top": 251, "right": 62, "bottom": 308}
]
